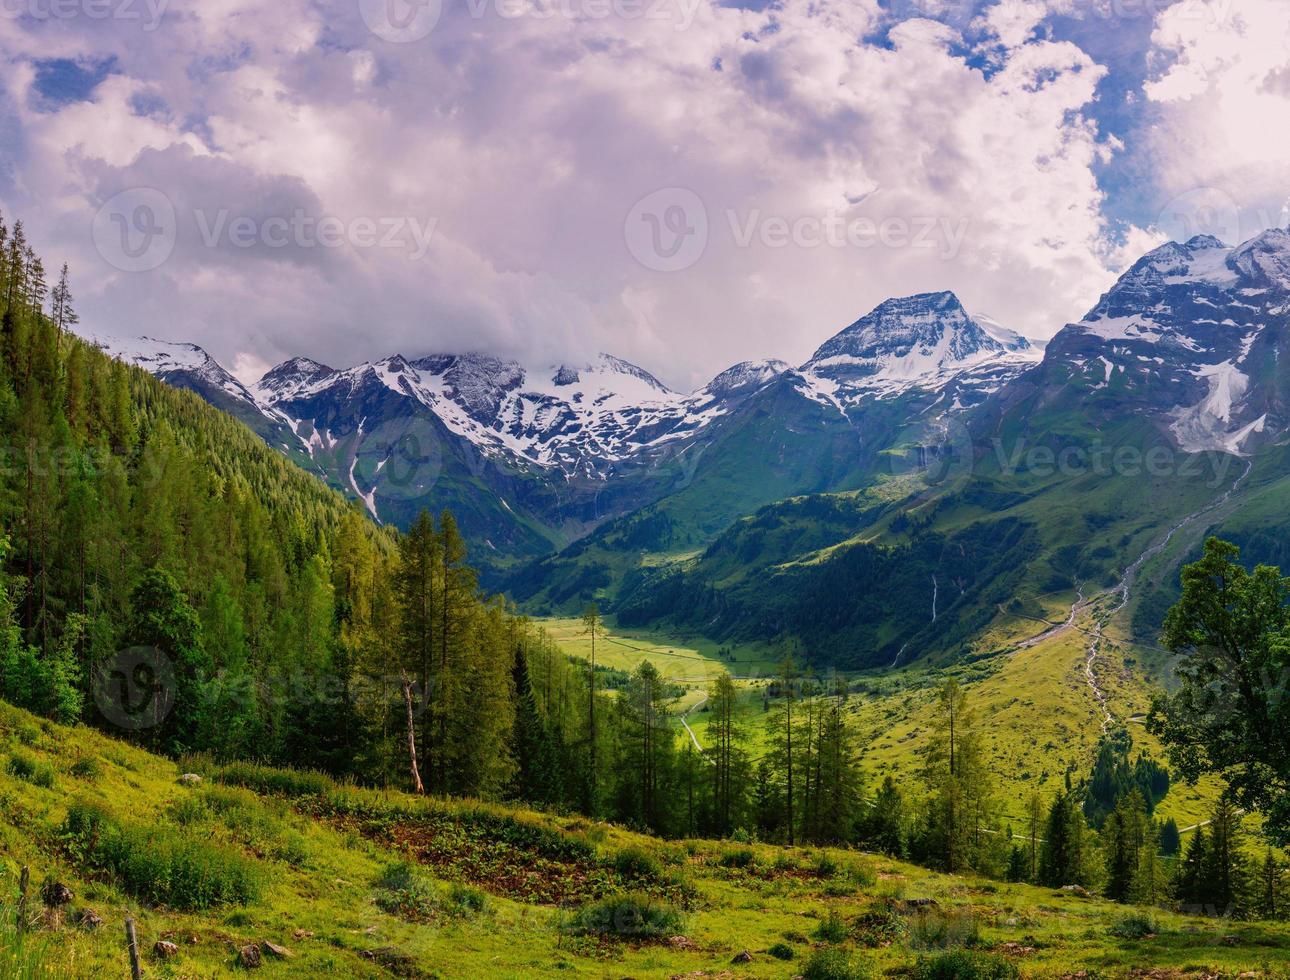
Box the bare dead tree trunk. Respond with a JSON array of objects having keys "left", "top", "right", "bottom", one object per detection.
[{"left": 400, "top": 670, "right": 425, "bottom": 795}]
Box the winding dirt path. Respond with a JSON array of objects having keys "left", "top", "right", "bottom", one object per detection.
[{"left": 1013, "top": 460, "right": 1254, "bottom": 730}]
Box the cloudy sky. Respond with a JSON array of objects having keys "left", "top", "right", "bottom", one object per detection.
[{"left": 1, "top": 0, "right": 1287, "bottom": 390}]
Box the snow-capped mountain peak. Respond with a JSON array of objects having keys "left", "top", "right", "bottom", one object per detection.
[
  {"left": 801, "top": 291, "right": 1039, "bottom": 398},
  {"left": 701, "top": 359, "right": 791, "bottom": 398},
  {"left": 83, "top": 332, "right": 262, "bottom": 407}
]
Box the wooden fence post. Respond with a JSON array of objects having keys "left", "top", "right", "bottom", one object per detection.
[
  {"left": 16, "top": 865, "right": 29, "bottom": 932},
  {"left": 125, "top": 916, "right": 142, "bottom": 980}
]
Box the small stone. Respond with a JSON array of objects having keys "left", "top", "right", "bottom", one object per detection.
[
  {"left": 41, "top": 881, "right": 73, "bottom": 907},
  {"left": 263, "top": 941, "right": 294, "bottom": 959},
  {"left": 731, "top": 950, "right": 753, "bottom": 963},
  {"left": 293, "top": 929, "right": 315, "bottom": 940},
  {"left": 154, "top": 940, "right": 179, "bottom": 960},
  {"left": 1060, "top": 884, "right": 1090, "bottom": 897},
  {"left": 178, "top": 773, "right": 203, "bottom": 786},
  {"left": 239, "top": 944, "right": 262, "bottom": 969},
  {"left": 75, "top": 908, "right": 104, "bottom": 930}
]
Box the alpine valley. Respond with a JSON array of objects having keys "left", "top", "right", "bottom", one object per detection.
[{"left": 90, "top": 228, "right": 1290, "bottom": 668}]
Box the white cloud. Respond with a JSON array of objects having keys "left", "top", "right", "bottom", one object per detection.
[
  {"left": 1, "top": 0, "right": 1133, "bottom": 389},
  {"left": 1142, "top": 0, "right": 1290, "bottom": 244}
]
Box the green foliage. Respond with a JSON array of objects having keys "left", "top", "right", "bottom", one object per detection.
[
  {"left": 61, "top": 801, "right": 261, "bottom": 910},
  {"left": 612, "top": 846, "right": 663, "bottom": 881},
  {"left": 802, "top": 947, "right": 870, "bottom": 980},
  {"left": 561, "top": 893, "right": 684, "bottom": 940},
  {"left": 5, "top": 752, "right": 53, "bottom": 788},
  {"left": 214, "top": 761, "right": 335, "bottom": 798},
  {"left": 911, "top": 950, "right": 1019, "bottom": 980},
  {"left": 373, "top": 861, "right": 489, "bottom": 922},
  {"left": 1151, "top": 538, "right": 1290, "bottom": 844},
  {"left": 768, "top": 941, "right": 794, "bottom": 960},
  {"left": 68, "top": 756, "right": 101, "bottom": 780},
  {"left": 719, "top": 847, "right": 755, "bottom": 869},
  {"left": 814, "top": 910, "right": 849, "bottom": 943},
  {"left": 1107, "top": 914, "right": 1159, "bottom": 939},
  {"left": 906, "top": 909, "right": 980, "bottom": 951}
]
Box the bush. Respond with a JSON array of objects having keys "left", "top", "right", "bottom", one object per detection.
[
  {"left": 773, "top": 852, "right": 798, "bottom": 873},
  {"left": 815, "top": 910, "right": 849, "bottom": 943},
  {"left": 907, "top": 909, "right": 980, "bottom": 951},
  {"left": 447, "top": 883, "right": 488, "bottom": 917},
  {"left": 814, "top": 854, "right": 840, "bottom": 878},
  {"left": 214, "top": 761, "right": 333, "bottom": 798},
  {"left": 7, "top": 753, "right": 54, "bottom": 788},
  {"left": 768, "top": 941, "right": 794, "bottom": 960},
  {"left": 374, "top": 862, "right": 488, "bottom": 922},
  {"left": 62, "top": 802, "right": 261, "bottom": 910},
  {"left": 69, "top": 757, "right": 102, "bottom": 781},
  {"left": 911, "top": 950, "right": 1019, "bottom": 980},
  {"left": 719, "top": 847, "right": 755, "bottom": 869},
  {"left": 562, "top": 893, "right": 683, "bottom": 940},
  {"left": 803, "top": 947, "right": 869, "bottom": 980},
  {"left": 1108, "top": 914, "right": 1159, "bottom": 940},
  {"left": 612, "top": 846, "right": 663, "bottom": 881}
]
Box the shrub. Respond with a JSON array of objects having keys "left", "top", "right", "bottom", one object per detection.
[
  {"left": 447, "top": 883, "right": 488, "bottom": 917},
  {"left": 845, "top": 859, "right": 877, "bottom": 888},
  {"left": 562, "top": 893, "right": 683, "bottom": 940},
  {"left": 168, "top": 795, "right": 210, "bottom": 827},
  {"left": 911, "top": 950, "right": 1019, "bottom": 980},
  {"left": 814, "top": 854, "right": 840, "bottom": 878},
  {"left": 802, "top": 947, "right": 870, "bottom": 980},
  {"left": 815, "top": 910, "right": 849, "bottom": 943},
  {"left": 719, "top": 847, "right": 755, "bottom": 869},
  {"left": 374, "top": 862, "right": 488, "bottom": 922},
  {"left": 15, "top": 724, "right": 39, "bottom": 747},
  {"left": 69, "top": 757, "right": 102, "bottom": 781},
  {"left": 773, "top": 852, "right": 798, "bottom": 873},
  {"left": 768, "top": 942, "right": 794, "bottom": 960},
  {"left": 7, "top": 753, "right": 54, "bottom": 788},
  {"left": 907, "top": 909, "right": 980, "bottom": 951},
  {"left": 214, "top": 761, "right": 333, "bottom": 798},
  {"left": 1108, "top": 914, "right": 1159, "bottom": 940},
  {"left": 612, "top": 846, "right": 663, "bottom": 881},
  {"left": 62, "top": 802, "right": 260, "bottom": 910}
]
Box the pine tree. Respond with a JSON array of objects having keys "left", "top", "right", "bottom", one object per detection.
[
  {"left": 864, "top": 775, "right": 906, "bottom": 857},
  {"left": 767, "top": 651, "right": 800, "bottom": 845},
  {"left": 582, "top": 601, "right": 601, "bottom": 815},
  {"left": 50, "top": 262, "right": 78, "bottom": 338},
  {"left": 1203, "top": 799, "right": 1250, "bottom": 918},
  {"left": 1040, "top": 791, "right": 1089, "bottom": 887},
  {"left": 922, "top": 678, "right": 992, "bottom": 872},
  {"left": 1257, "top": 850, "right": 1284, "bottom": 920},
  {"left": 708, "top": 671, "right": 746, "bottom": 835}
]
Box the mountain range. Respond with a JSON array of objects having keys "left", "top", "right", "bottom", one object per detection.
[{"left": 85, "top": 227, "right": 1290, "bottom": 665}]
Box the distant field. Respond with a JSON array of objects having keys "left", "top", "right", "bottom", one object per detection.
[
  {"left": 543, "top": 603, "right": 1224, "bottom": 841},
  {"left": 538, "top": 616, "right": 782, "bottom": 683}
]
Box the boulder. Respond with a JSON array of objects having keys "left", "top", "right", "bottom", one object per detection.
[
  {"left": 154, "top": 940, "right": 179, "bottom": 960},
  {"left": 238, "top": 944, "right": 262, "bottom": 969}
]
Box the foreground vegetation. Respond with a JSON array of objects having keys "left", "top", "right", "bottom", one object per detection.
[{"left": 3, "top": 697, "right": 1290, "bottom": 978}]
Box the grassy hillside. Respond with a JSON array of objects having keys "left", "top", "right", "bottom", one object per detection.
[{"left": 2, "top": 696, "right": 1288, "bottom": 978}]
